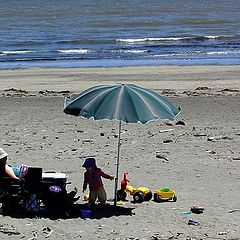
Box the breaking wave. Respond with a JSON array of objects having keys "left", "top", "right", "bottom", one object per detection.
[{"left": 116, "top": 35, "right": 234, "bottom": 43}]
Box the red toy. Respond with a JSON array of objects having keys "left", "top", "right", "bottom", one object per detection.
[{"left": 117, "top": 172, "right": 129, "bottom": 200}]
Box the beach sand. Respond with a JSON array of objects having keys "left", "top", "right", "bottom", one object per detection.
[
  {"left": 1, "top": 65, "right": 240, "bottom": 94},
  {"left": 0, "top": 66, "right": 240, "bottom": 239}
]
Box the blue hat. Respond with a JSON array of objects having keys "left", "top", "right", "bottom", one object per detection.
[{"left": 82, "top": 158, "right": 97, "bottom": 169}]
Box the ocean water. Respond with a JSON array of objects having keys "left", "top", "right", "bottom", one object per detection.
[{"left": 0, "top": 0, "right": 240, "bottom": 69}]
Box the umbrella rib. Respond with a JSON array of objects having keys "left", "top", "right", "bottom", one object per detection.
[
  {"left": 129, "top": 86, "right": 176, "bottom": 121},
  {"left": 66, "top": 85, "right": 115, "bottom": 115},
  {"left": 80, "top": 87, "right": 117, "bottom": 118},
  {"left": 124, "top": 87, "right": 141, "bottom": 122},
  {"left": 113, "top": 84, "right": 125, "bottom": 120}
]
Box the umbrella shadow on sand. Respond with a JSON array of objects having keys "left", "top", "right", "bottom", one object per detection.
[{"left": 70, "top": 203, "right": 135, "bottom": 220}]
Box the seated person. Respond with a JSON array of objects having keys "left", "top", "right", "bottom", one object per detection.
[
  {"left": 0, "top": 148, "right": 19, "bottom": 180},
  {"left": 0, "top": 148, "right": 27, "bottom": 181}
]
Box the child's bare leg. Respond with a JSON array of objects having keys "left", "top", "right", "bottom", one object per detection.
[
  {"left": 88, "top": 191, "right": 97, "bottom": 207},
  {"left": 97, "top": 187, "right": 107, "bottom": 204}
]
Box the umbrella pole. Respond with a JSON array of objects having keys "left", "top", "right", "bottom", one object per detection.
[{"left": 114, "top": 120, "right": 122, "bottom": 206}]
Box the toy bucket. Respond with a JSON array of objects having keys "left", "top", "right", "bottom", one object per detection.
[{"left": 80, "top": 209, "right": 92, "bottom": 219}]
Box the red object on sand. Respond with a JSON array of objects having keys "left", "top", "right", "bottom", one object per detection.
[{"left": 121, "top": 172, "right": 129, "bottom": 191}]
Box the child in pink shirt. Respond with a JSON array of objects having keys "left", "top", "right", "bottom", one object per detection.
[{"left": 82, "top": 158, "right": 114, "bottom": 206}]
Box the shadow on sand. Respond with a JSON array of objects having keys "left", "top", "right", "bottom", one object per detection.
[
  {"left": 76, "top": 203, "right": 135, "bottom": 219},
  {"left": 0, "top": 203, "right": 135, "bottom": 220}
]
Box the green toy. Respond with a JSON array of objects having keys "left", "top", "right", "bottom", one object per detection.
[{"left": 154, "top": 187, "right": 177, "bottom": 202}]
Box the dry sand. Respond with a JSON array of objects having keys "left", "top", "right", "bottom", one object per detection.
[{"left": 0, "top": 65, "right": 240, "bottom": 240}]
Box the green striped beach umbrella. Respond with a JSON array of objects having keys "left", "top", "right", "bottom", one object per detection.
[{"left": 63, "top": 83, "right": 181, "bottom": 205}]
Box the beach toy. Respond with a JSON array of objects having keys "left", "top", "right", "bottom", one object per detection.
[
  {"left": 117, "top": 172, "right": 152, "bottom": 203},
  {"left": 190, "top": 206, "right": 204, "bottom": 214},
  {"left": 179, "top": 211, "right": 192, "bottom": 215},
  {"left": 83, "top": 194, "right": 89, "bottom": 201},
  {"left": 49, "top": 185, "right": 62, "bottom": 193},
  {"left": 154, "top": 187, "right": 177, "bottom": 202},
  {"left": 80, "top": 209, "right": 92, "bottom": 219},
  {"left": 188, "top": 219, "right": 199, "bottom": 226},
  {"left": 116, "top": 201, "right": 125, "bottom": 206},
  {"left": 116, "top": 172, "right": 129, "bottom": 201}
]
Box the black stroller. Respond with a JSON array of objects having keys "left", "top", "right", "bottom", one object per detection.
[{"left": 0, "top": 167, "right": 78, "bottom": 217}]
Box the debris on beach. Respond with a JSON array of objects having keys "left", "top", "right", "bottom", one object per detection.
[
  {"left": 38, "top": 90, "right": 71, "bottom": 96},
  {"left": 41, "top": 226, "right": 53, "bottom": 238},
  {"left": 179, "top": 211, "right": 192, "bottom": 214},
  {"left": 190, "top": 206, "right": 204, "bottom": 214},
  {"left": 220, "top": 88, "right": 240, "bottom": 92},
  {"left": 148, "top": 131, "right": 155, "bottom": 138},
  {"left": 156, "top": 154, "right": 169, "bottom": 161},
  {"left": 188, "top": 219, "right": 199, "bottom": 226},
  {"left": 2, "top": 142, "right": 12, "bottom": 146},
  {"left": 3, "top": 88, "right": 29, "bottom": 97},
  {"left": 28, "top": 232, "right": 38, "bottom": 240},
  {"left": 175, "top": 120, "right": 185, "bottom": 125},
  {"left": 229, "top": 209, "right": 240, "bottom": 213},
  {"left": 195, "top": 86, "right": 210, "bottom": 90},
  {"left": 0, "top": 224, "right": 22, "bottom": 236},
  {"left": 216, "top": 88, "right": 240, "bottom": 96},
  {"left": 26, "top": 227, "right": 53, "bottom": 240},
  {"left": 151, "top": 232, "right": 183, "bottom": 240},
  {"left": 82, "top": 139, "right": 94, "bottom": 144},
  {"left": 193, "top": 133, "right": 207, "bottom": 137},
  {"left": 181, "top": 87, "right": 232, "bottom": 96},
  {"left": 207, "top": 135, "right": 233, "bottom": 141},
  {"left": 206, "top": 150, "right": 216, "bottom": 154},
  {"left": 174, "top": 133, "right": 185, "bottom": 143},
  {"left": 182, "top": 90, "right": 192, "bottom": 96},
  {"left": 159, "top": 129, "right": 174, "bottom": 133},
  {"left": 4, "top": 88, "right": 28, "bottom": 94}
]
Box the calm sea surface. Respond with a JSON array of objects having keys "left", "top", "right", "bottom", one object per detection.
[{"left": 0, "top": 0, "right": 240, "bottom": 69}]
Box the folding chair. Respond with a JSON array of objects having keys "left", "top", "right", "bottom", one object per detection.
[
  {"left": 0, "top": 177, "right": 22, "bottom": 215},
  {"left": 22, "top": 167, "right": 42, "bottom": 213}
]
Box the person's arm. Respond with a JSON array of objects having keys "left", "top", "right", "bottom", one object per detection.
[
  {"left": 5, "top": 164, "right": 19, "bottom": 180},
  {"left": 101, "top": 170, "right": 114, "bottom": 180},
  {"left": 82, "top": 173, "right": 88, "bottom": 192}
]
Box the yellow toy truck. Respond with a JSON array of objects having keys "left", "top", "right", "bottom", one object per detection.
[
  {"left": 117, "top": 172, "right": 152, "bottom": 203},
  {"left": 153, "top": 187, "right": 177, "bottom": 202},
  {"left": 126, "top": 185, "right": 152, "bottom": 203}
]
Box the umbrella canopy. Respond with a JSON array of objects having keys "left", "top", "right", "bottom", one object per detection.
[
  {"left": 64, "top": 83, "right": 180, "bottom": 123},
  {"left": 63, "top": 83, "right": 181, "bottom": 205}
]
